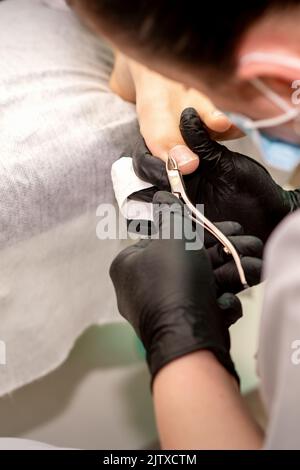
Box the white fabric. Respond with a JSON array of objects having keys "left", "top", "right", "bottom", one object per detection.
[
  {"left": 0, "top": 0, "right": 138, "bottom": 247},
  {"left": 111, "top": 157, "right": 154, "bottom": 220},
  {"left": 259, "top": 210, "right": 300, "bottom": 449},
  {"left": 0, "top": 0, "right": 138, "bottom": 395}
]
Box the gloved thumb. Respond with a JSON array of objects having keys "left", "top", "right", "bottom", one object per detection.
[
  {"left": 131, "top": 136, "right": 170, "bottom": 190},
  {"left": 217, "top": 292, "right": 242, "bottom": 328},
  {"left": 180, "top": 107, "right": 224, "bottom": 160}
]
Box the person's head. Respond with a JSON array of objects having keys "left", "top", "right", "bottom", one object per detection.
[{"left": 69, "top": 0, "right": 300, "bottom": 143}]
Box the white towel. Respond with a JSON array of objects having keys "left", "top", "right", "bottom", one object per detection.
[{"left": 111, "top": 157, "right": 154, "bottom": 221}]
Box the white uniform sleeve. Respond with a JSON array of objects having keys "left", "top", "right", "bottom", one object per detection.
[{"left": 258, "top": 209, "right": 300, "bottom": 449}]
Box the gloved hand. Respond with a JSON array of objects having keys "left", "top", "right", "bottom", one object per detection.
[
  {"left": 127, "top": 218, "right": 263, "bottom": 295},
  {"left": 110, "top": 192, "right": 257, "bottom": 383},
  {"left": 204, "top": 221, "right": 262, "bottom": 295},
  {"left": 130, "top": 108, "right": 300, "bottom": 242}
]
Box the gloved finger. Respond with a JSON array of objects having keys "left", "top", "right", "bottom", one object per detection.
[
  {"left": 153, "top": 191, "right": 198, "bottom": 243},
  {"left": 180, "top": 107, "right": 225, "bottom": 160},
  {"left": 217, "top": 293, "right": 243, "bottom": 328},
  {"left": 180, "top": 86, "right": 232, "bottom": 135},
  {"left": 214, "top": 257, "right": 262, "bottom": 295},
  {"left": 208, "top": 234, "right": 263, "bottom": 268},
  {"left": 153, "top": 191, "right": 185, "bottom": 232},
  {"left": 132, "top": 137, "right": 170, "bottom": 190},
  {"left": 109, "top": 241, "right": 149, "bottom": 285},
  {"left": 128, "top": 187, "right": 158, "bottom": 203},
  {"left": 229, "top": 235, "right": 264, "bottom": 258},
  {"left": 153, "top": 190, "right": 185, "bottom": 208},
  {"left": 205, "top": 221, "right": 244, "bottom": 248}
]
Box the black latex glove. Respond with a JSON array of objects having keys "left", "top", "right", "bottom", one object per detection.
[
  {"left": 130, "top": 108, "right": 300, "bottom": 242},
  {"left": 110, "top": 191, "right": 242, "bottom": 383},
  {"left": 127, "top": 219, "right": 263, "bottom": 295},
  {"left": 205, "top": 221, "right": 263, "bottom": 295}
]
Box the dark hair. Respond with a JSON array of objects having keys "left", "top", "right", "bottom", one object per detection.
[{"left": 79, "top": 0, "right": 299, "bottom": 74}]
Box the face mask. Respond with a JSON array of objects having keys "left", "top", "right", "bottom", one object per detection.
[{"left": 227, "top": 53, "right": 300, "bottom": 175}]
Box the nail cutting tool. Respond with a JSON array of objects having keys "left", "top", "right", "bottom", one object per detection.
[{"left": 166, "top": 155, "right": 249, "bottom": 289}]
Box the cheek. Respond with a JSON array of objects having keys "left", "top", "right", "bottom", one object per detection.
[{"left": 204, "top": 83, "right": 300, "bottom": 143}]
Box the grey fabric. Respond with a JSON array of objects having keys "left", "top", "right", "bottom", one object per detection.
[
  {"left": 0, "top": 0, "right": 138, "bottom": 395},
  {"left": 0, "top": 0, "right": 138, "bottom": 249}
]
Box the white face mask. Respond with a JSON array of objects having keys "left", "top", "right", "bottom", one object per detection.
[{"left": 227, "top": 53, "right": 300, "bottom": 177}]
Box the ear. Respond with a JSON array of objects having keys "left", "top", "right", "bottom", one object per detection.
[{"left": 236, "top": 51, "right": 300, "bottom": 84}]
